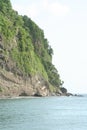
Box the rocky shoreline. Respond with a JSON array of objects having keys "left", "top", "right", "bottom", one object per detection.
[
  {"left": 0, "top": 69, "right": 70, "bottom": 98},
  {"left": 0, "top": 94, "right": 83, "bottom": 99},
  {"left": 0, "top": 69, "right": 82, "bottom": 98}
]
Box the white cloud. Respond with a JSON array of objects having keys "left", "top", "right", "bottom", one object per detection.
[
  {"left": 27, "top": 6, "right": 39, "bottom": 18},
  {"left": 49, "top": 3, "right": 70, "bottom": 16},
  {"left": 43, "top": 0, "right": 70, "bottom": 16},
  {"left": 12, "top": 3, "right": 39, "bottom": 18},
  {"left": 12, "top": 0, "right": 70, "bottom": 18}
]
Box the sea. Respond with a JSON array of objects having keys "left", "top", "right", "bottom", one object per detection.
[{"left": 0, "top": 95, "right": 87, "bottom": 130}]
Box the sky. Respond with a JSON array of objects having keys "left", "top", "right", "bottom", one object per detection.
[{"left": 10, "top": 0, "right": 87, "bottom": 94}]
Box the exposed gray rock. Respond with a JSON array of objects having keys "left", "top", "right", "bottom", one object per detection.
[{"left": 0, "top": 70, "right": 50, "bottom": 97}]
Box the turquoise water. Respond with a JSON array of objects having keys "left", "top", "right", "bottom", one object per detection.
[{"left": 0, "top": 96, "right": 87, "bottom": 130}]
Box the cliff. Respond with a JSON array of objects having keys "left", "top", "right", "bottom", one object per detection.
[{"left": 0, "top": 0, "right": 67, "bottom": 97}]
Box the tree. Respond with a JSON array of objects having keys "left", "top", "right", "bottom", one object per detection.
[{"left": 60, "top": 87, "right": 67, "bottom": 93}]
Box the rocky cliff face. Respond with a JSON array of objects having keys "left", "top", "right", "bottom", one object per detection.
[
  {"left": 0, "top": 38, "right": 50, "bottom": 97},
  {"left": 0, "top": 69, "right": 50, "bottom": 97},
  {"left": 0, "top": 0, "right": 67, "bottom": 97}
]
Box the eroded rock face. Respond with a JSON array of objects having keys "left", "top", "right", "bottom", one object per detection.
[{"left": 0, "top": 70, "right": 50, "bottom": 97}]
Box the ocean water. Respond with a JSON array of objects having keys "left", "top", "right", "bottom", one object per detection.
[{"left": 0, "top": 95, "right": 87, "bottom": 130}]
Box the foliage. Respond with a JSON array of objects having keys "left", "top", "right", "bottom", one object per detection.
[
  {"left": 0, "top": 0, "right": 63, "bottom": 88},
  {"left": 60, "top": 87, "right": 67, "bottom": 93}
]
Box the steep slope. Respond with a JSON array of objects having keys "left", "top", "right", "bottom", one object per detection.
[{"left": 0, "top": 0, "right": 66, "bottom": 97}]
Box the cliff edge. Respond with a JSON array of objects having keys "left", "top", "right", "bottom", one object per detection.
[{"left": 0, "top": 0, "right": 67, "bottom": 97}]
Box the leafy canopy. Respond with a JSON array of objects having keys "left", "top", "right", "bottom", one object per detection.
[{"left": 0, "top": 0, "right": 63, "bottom": 88}]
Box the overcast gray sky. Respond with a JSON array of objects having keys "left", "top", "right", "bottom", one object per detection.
[{"left": 11, "top": 0, "right": 87, "bottom": 94}]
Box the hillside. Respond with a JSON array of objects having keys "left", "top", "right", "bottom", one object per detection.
[{"left": 0, "top": 0, "right": 67, "bottom": 97}]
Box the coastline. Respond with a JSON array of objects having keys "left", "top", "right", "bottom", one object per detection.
[
  {"left": 0, "top": 93, "right": 83, "bottom": 100},
  {"left": 0, "top": 95, "right": 43, "bottom": 100}
]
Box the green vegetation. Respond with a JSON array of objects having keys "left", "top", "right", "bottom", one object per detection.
[{"left": 0, "top": 0, "right": 63, "bottom": 90}]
